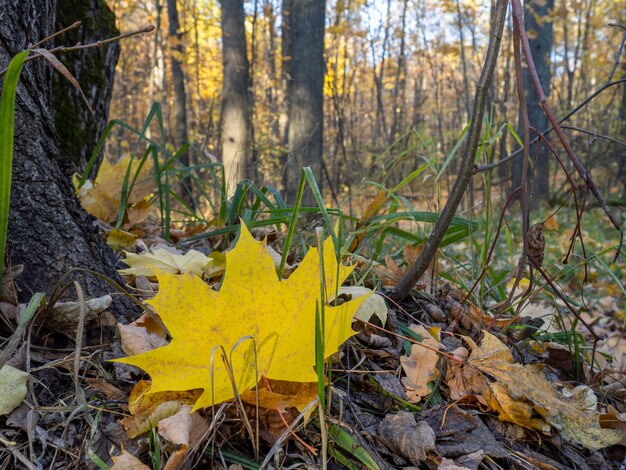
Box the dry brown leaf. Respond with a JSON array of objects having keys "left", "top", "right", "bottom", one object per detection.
[
  {"left": 121, "top": 380, "right": 201, "bottom": 438},
  {"left": 599, "top": 405, "right": 626, "bottom": 447},
  {"left": 377, "top": 411, "right": 436, "bottom": 465},
  {"left": 85, "top": 378, "right": 128, "bottom": 402},
  {"left": 468, "top": 331, "right": 622, "bottom": 449},
  {"left": 118, "top": 313, "right": 168, "bottom": 356},
  {"left": 400, "top": 325, "right": 440, "bottom": 403},
  {"left": 445, "top": 346, "right": 486, "bottom": 401},
  {"left": 240, "top": 380, "right": 318, "bottom": 415},
  {"left": 158, "top": 405, "right": 209, "bottom": 470},
  {"left": 110, "top": 449, "right": 150, "bottom": 469}
]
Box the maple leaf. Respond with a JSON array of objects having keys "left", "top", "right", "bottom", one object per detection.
[
  {"left": 76, "top": 155, "right": 155, "bottom": 226},
  {"left": 115, "top": 223, "right": 369, "bottom": 411}
]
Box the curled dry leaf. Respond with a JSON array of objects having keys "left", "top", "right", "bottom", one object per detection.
[
  {"left": 466, "top": 331, "right": 622, "bottom": 449},
  {"left": 400, "top": 325, "right": 440, "bottom": 403},
  {"left": 158, "top": 405, "right": 209, "bottom": 470},
  {"left": 121, "top": 380, "right": 202, "bottom": 438},
  {"left": 118, "top": 313, "right": 168, "bottom": 356},
  {"left": 377, "top": 411, "right": 436, "bottom": 465}
]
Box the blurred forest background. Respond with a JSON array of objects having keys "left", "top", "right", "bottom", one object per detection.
[{"left": 99, "top": 0, "right": 626, "bottom": 215}]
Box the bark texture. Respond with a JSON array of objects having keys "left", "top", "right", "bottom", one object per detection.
[
  {"left": 513, "top": 0, "right": 554, "bottom": 206},
  {"left": 1, "top": 0, "right": 131, "bottom": 320},
  {"left": 283, "top": 0, "right": 325, "bottom": 203},
  {"left": 53, "top": 0, "right": 119, "bottom": 177},
  {"left": 220, "top": 0, "right": 253, "bottom": 195}
]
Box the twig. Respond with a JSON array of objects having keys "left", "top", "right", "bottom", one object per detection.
[
  {"left": 560, "top": 125, "right": 626, "bottom": 147},
  {"left": 475, "top": 78, "right": 626, "bottom": 173},
  {"left": 390, "top": 0, "right": 508, "bottom": 302},
  {"left": 0, "top": 24, "right": 154, "bottom": 78},
  {"left": 30, "top": 21, "right": 81, "bottom": 49},
  {"left": 510, "top": 0, "right": 622, "bottom": 257}
]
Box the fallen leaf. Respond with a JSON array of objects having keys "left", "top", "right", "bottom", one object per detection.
[
  {"left": 0, "top": 365, "right": 28, "bottom": 415},
  {"left": 78, "top": 155, "right": 155, "bottom": 226},
  {"left": 110, "top": 449, "right": 150, "bottom": 470},
  {"left": 468, "top": 331, "right": 622, "bottom": 449},
  {"left": 115, "top": 223, "right": 369, "bottom": 410},
  {"left": 118, "top": 313, "right": 168, "bottom": 356},
  {"left": 119, "top": 249, "right": 216, "bottom": 279},
  {"left": 107, "top": 228, "right": 138, "bottom": 251},
  {"left": 338, "top": 286, "right": 388, "bottom": 324},
  {"left": 400, "top": 325, "right": 440, "bottom": 403},
  {"left": 121, "top": 380, "right": 202, "bottom": 438},
  {"left": 240, "top": 380, "right": 318, "bottom": 415},
  {"left": 599, "top": 405, "right": 626, "bottom": 447},
  {"left": 377, "top": 411, "right": 435, "bottom": 465},
  {"left": 438, "top": 450, "right": 484, "bottom": 470},
  {"left": 158, "top": 405, "right": 209, "bottom": 470}
]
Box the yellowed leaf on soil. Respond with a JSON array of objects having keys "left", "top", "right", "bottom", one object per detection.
[
  {"left": 121, "top": 380, "right": 201, "bottom": 438},
  {"left": 240, "top": 379, "right": 318, "bottom": 417},
  {"left": 110, "top": 449, "right": 150, "bottom": 470},
  {"left": 400, "top": 325, "right": 440, "bottom": 403},
  {"left": 77, "top": 155, "right": 155, "bottom": 226},
  {"left": 115, "top": 223, "right": 369, "bottom": 411},
  {"left": 119, "top": 249, "right": 218, "bottom": 279},
  {"left": 0, "top": 365, "right": 28, "bottom": 415},
  {"left": 468, "top": 331, "right": 622, "bottom": 449}
]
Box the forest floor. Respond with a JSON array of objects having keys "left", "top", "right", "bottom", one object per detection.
[{"left": 1, "top": 187, "right": 625, "bottom": 469}]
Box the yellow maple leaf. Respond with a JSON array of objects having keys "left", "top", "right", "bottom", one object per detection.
[
  {"left": 77, "top": 155, "right": 155, "bottom": 226},
  {"left": 115, "top": 223, "right": 369, "bottom": 411}
]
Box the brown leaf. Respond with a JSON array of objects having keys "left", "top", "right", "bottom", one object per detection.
[
  {"left": 121, "top": 380, "right": 201, "bottom": 438},
  {"left": 377, "top": 411, "right": 435, "bottom": 465},
  {"left": 110, "top": 449, "right": 150, "bottom": 469},
  {"left": 118, "top": 313, "right": 168, "bottom": 356},
  {"left": 468, "top": 331, "right": 622, "bottom": 449},
  {"left": 158, "top": 405, "right": 209, "bottom": 470},
  {"left": 400, "top": 325, "right": 440, "bottom": 403}
]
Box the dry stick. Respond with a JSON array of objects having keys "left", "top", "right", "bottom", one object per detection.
[
  {"left": 475, "top": 77, "right": 626, "bottom": 173},
  {"left": 390, "top": 0, "right": 508, "bottom": 303},
  {"left": 501, "top": 18, "right": 532, "bottom": 313},
  {"left": 561, "top": 125, "right": 626, "bottom": 147},
  {"left": 0, "top": 24, "right": 155, "bottom": 78},
  {"left": 511, "top": 0, "right": 623, "bottom": 256}
]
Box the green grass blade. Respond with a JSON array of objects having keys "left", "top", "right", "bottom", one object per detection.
[{"left": 0, "top": 51, "right": 30, "bottom": 279}]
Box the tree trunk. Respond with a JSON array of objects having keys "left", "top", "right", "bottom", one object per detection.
[
  {"left": 513, "top": 0, "right": 554, "bottom": 207},
  {"left": 166, "top": 0, "right": 193, "bottom": 206},
  {"left": 1, "top": 0, "right": 131, "bottom": 319},
  {"left": 220, "top": 0, "right": 253, "bottom": 195},
  {"left": 283, "top": 0, "right": 325, "bottom": 203},
  {"left": 53, "top": 0, "right": 119, "bottom": 178}
]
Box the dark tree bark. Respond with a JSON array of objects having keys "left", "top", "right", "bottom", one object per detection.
[
  {"left": 220, "top": 0, "right": 253, "bottom": 195},
  {"left": 1, "top": 0, "right": 131, "bottom": 319},
  {"left": 283, "top": 0, "right": 325, "bottom": 203},
  {"left": 166, "top": 0, "right": 193, "bottom": 206},
  {"left": 513, "top": 0, "right": 555, "bottom": 206},
  {"left": 53, "top": 0, "right": 119, "bottom": 178}
]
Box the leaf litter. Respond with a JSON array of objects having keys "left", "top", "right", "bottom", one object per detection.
[{"left": 2, "top": 217, "right": 625, "bottom": 469}]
